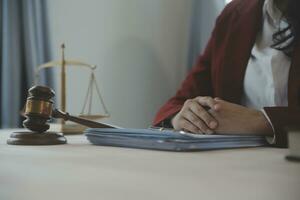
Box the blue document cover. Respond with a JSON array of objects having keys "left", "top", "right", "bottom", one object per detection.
[{"left": 85, "top": 128, "right": 269, "bottom": 151}]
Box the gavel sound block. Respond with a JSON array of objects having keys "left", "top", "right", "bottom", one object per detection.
[{"left": 7, "top": 85, "right": 115, "bottom": 145}]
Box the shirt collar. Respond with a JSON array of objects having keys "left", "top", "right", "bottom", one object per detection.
[{"left": 263, "top": 0, "right": 283, "bottom": 26}]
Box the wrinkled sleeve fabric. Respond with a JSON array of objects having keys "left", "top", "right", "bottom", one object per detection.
[{"left": 263, "top": 107, "right": 300, "bottom": 148}]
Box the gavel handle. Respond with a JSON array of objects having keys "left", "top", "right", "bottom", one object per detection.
[{"left": 52, "top": 109, "right": 119, "bottom": 129}]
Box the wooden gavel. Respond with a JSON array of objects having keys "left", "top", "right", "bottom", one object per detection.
[
  {"left": 7, "top": 85, "right": 116, "bottom": 145},
  {"left": 23, "top": 85, "right": 115, "bottom": 133}
]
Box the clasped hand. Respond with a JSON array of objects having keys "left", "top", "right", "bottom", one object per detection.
[{"left": 171, "top": 96, "right": 273, "bottom": 135}]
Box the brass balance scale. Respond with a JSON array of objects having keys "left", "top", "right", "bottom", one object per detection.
[{"left": 34, "top": 44, "right": 110, "bottom": 134}]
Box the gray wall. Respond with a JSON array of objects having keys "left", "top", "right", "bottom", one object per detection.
[
  {"left": 188, "top": 0, "right": 225, "bottom": 68},
  {"left": 46, "top": 0, "right": 193, "bottom": 128}
]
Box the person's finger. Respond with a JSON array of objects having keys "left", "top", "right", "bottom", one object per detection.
[
  {"left": 189, "top": 103, "right": 218, "bottom": 130},
  {"left": 213, "top": 98, "right": 225, "bottom": 111},
  {"left": 182, "top": 110, "right": 213, "bottom": 134},
  {"left": 183, "top": 99, "right": 193, "bottom": 108},
  {"left": 179, "top": 118, "right": 201, "bottom": 134},
  {"left": 195, "top": 96, "right": 218, "bottom": 110},
  {"left": 214, "top": 97, "right": 222, "bottom": 100}
]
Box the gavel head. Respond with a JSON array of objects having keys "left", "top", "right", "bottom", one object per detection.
[{"left": 23, "top": 85, "right": 55, "bottom": 133}]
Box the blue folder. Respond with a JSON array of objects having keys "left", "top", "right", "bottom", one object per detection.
[{"left": 84, "top": 128, "right": 268, "bottom": 151}]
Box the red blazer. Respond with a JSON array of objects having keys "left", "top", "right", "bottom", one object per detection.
[{"left": 153, "top": 0, "right": 300, "bottom": 147}]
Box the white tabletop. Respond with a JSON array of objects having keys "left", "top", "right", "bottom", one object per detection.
[{"left": 0, "top": 129, "right": 299, "bottom": 200}]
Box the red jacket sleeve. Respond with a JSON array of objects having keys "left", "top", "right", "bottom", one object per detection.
[{"left": 153, "top": 1, "right": 242, "bottom": 126}]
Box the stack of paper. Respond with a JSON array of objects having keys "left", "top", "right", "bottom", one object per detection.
[{"left": 85, "top": 128, "right": 268, "bottom": 151}]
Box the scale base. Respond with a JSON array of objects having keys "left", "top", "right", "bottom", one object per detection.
[{"left": 7, "top": 131, "right": 67, "bottom": 145}]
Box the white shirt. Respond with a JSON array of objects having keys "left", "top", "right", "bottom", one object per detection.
[{"left": 241, "top": 0, "right": 291, "bottom": 109}]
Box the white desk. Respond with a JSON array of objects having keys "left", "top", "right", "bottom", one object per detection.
[{"left": 0, "top": 129, "right": 299, "bottom": 200}]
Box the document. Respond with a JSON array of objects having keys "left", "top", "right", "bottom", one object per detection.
[{"left": 85, "top": 128, "right": 268, "bottom": 151}]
